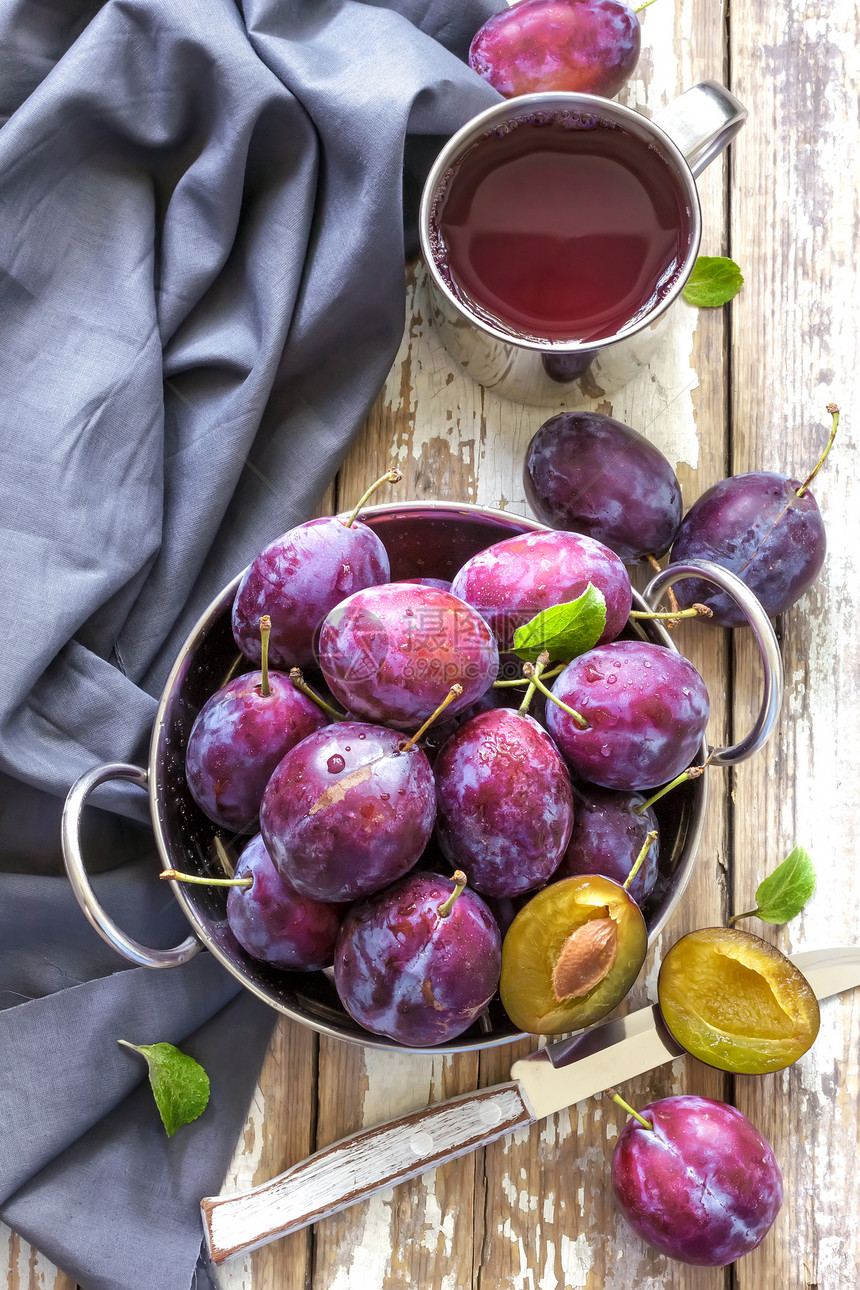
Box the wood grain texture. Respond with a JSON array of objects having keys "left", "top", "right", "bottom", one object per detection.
[{"left": 729, "top": 0, "right": 860, "bottom": 1283}]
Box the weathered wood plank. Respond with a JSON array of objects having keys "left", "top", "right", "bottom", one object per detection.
[
  {"left": 730, "top": 0, "right": 860, "bottom": 1280},
  {"left": 0, "top": 1227, "right": 78, "bottom": 1290}
]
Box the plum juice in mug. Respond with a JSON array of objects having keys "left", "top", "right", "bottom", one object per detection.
[{"left": 429, "top": 111, "right": 692, "bottom": 345}]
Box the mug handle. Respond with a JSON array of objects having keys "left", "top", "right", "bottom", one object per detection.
[
  {"left": 652, "top": 81, "right": 748, "bottom": 177},
  {"left": 642, "top": 559, "right": 784, "bottom": 766},
  {"left": 61, "top": 762, "right": 202, "bottom": 968}
]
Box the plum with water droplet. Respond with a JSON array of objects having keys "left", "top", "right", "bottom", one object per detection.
[
  {"left": 546, "top": 640, "right": 709, "bottom": 789},
  {"left": 435, "top": 707, "right": 574, "bottom": 897},
  {"left": 334, "top": 870, "right": 501, "bottom": 1046},
  {"left": 317, "top": 583, "right": 499, "bottom": 730},
  {"left": 226, "top": 833, "right": 345, "bottom": 971},
  {"left": 556, "top": 785, "right": 659, "bottom": 903},
  {"left": 260, "top": 722, "right": 436, "bottom": 902},
  {"left": 450, "top": 529, "right": 632, "bottom": 653},
  {"left": 185, "top": 667, "right": 326, "bottom": 832},
  {"left": 469, "top": 0, "right": 642, "bottom": 101}
]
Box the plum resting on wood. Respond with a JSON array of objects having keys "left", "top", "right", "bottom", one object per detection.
[
  {"left": 469, "top": 0, "right": 642, "bottom": 100},
  {"left": 669, "top": 471, "right": 826, "bottom": 626},
  {"left": 524, "top": 411, "right": 682, "bottom": 562},
  {"left": 611, "top": 1096, "right": 783, "bottom": 1265}
]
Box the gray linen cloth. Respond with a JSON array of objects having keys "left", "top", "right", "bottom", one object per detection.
[{"left": 0, "top": 2, "right": 500, "bottom": 1286}]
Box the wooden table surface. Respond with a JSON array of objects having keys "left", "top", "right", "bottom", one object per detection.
[{"left": 5, "top": 0, "right": 860, "bottom": 1284}]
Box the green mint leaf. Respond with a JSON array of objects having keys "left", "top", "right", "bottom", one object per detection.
[
  {"left": 682, "top": 256, "right": 744, "bottom": 308},
  {"left": 118, "top": 1040, "right": 210, "bottom": 1137},
  {"left": 753, "top": 844, "right": 816, "bottom": 924},
  {"left": 513, "top": 584, "right": 606, "bottom": 664}
]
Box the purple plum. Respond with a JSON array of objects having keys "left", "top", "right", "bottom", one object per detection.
[
  {"left": 396, "top": 577, "right": 453, "bottom": 592},
  {"left": 334, "top": 871, "right": 502, "bottom": 1046},
  {"left": 226, "top": 833, "right": 345, "bottom": 971},
  {"left": 184, "top": 669, "right": 326, "bottom": 832},
  {"left": 524, "top": 411, "right": 683, "bottom": 561},
  {"left": 232, "top": 515, "right": 390, "bottom": 669},
  {"left": 612, "top": 1095, "right": 783, "bottom": 1265},
  {"left": 317, "top": 583, "right": 499, "bottom": 730},
  {"left": 469, "top": 0, "right": 641, "bottom": 100},
  {"left": 434, "top": 708, "right": 574, "bottom": 897},
  {"left": 546, "top": 641, "right": 709, "bottom": 789},
  {"left": 450, "top": 530, "right": 632, "bottom": 654},
  {"left": 556, "top": 786, "right": 659, "bottom": 903},
  {"left": 260, "top": 722, "right": 436, "bottom": 902},
  {"left": 670, "top": 471, "right": 827, "bottom": 626}
]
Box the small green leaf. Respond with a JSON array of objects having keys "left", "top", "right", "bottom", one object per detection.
[
  {"left": 682, "top": 256, "right": 744, "bottom": 308},
  {"left": 118, "top": 1040, "right": 210, "bottom": 1137},
  {"left": 513, "top": 584, "right": 606, "bottom": 664},
  {"left": 752, "top": 844, "right": 816, "bottom": 924}
]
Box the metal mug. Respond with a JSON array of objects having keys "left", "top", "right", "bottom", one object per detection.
[
  {"left": 61, "top": 503, "right": 782, "bottom": 1055},
  {"left": 418, "top": 82, "right": 747, "bottom": 406}
]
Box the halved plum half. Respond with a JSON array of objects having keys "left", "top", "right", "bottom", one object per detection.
[
  {"left": 500, "top": 874, "right": 647, "bottom": 1034},
  {"left": 657, "top": 927, "right": 820, "bottom": 1075}
]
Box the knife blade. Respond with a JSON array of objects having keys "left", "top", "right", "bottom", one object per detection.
[{"left": 201, "top": 944, "right": 860, "bottom": 1265}]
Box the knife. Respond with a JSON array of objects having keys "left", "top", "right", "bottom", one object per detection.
[{"left": 201, "top": 944, "right": 860, "bottom": 1264}]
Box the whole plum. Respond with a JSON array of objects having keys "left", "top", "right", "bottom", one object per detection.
[
  {"left": 435, "top": 708, "right": 574, "bottom": 897},
  {"left": 260, "top": 722, "right": 435, "bottom": 902},
  {"left": 670, "top": 471, "right": 826, "bottom": 626},
  {"left": 226, "top": 834, "right": 344, "bottom": 971},
  {"left": 334, "top": 871, "right": 501, "bottom": 1046},
  {"left": 612, "top": 1095, "right": 783, "bottom": 1265},
  {"left": 469, "top": 0, "right": 641, "bottom": 100},
  {"left": 556, "top": 786, "right": 659, "bottom": 903},
  {"left": 317, "top": 583, "right": 499, "bottom": 730},
  {"left": 232, "top": 515, "right": 389, "bottom": 669},
  {"left": 524, "top": 411, "right": 682, "bottom": 561},
  {"left": 450, "top": 530, "right": 632, "bottom": 653},
  {"left": 185, "top": 669, "right": 326, "bottom": 832},
  {"left": 546, "top": 641, "right": 709, "bottom": 789}
]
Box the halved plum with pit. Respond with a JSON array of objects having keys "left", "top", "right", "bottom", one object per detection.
[
  {"left": 500, "top": 874, "right": 647, "bottom": 1034},
  {"left": 657, "top": 927, "right": 820, "bottom": 1074}
]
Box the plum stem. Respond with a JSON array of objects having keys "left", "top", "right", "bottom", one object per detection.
[
  {"left": 344, "top": 467, "right": 402, "bottom": 528},
  {"left": 400, "top": 685, "right": 463, "bottom": 752},
  {"left": 289, "top": 669, "right": 346, "bottom": 720},
  {"left": 159, "top": 868, "right": 252, "bottom": 889},
  {"left": 438, "top": 870, "right": 468, "bottom": 918},
  {"left": 522, "top": 653, "right": 588, "bottom": 729},
  {"left": 629, "top": 604, "right": 713, "bottom": 622},
  {"left": 517, "top": 651, "right": 549, "bottom": 714},
  {"left": 633, "top": 0, "right": 659, "bottom": 12},
  {"left": 796, "top": 403, "right": 839, "bottom": 498},
  {"left": 259, "top": 615, "right": 272, "bottom": 698},
  {"left": 645, "top": 553, "right": 682, "bottom": 626},
  {"left": 728, "top": 906, "right": 760, "bottom": 926},
  {"left": 495, "top": 664, "right": 563, "bottom": 688},
  {"left": 623, "top": 830, "right": 658, "bottom": 892},
  {"left": 609, "top": 1089, "right": 653, "bottom": 1130},
  {"left": 633, "top": 753, "right": 713, "bottom": 814}
]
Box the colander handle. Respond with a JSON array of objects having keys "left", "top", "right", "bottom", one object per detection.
[
  {"left": 61, "top": 761, "right": 202, "bottom": 968},
  {"left": 642, "top": 559, "right": 784, "bottom": 766}
]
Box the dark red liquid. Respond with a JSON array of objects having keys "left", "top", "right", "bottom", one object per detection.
[{"left": 431, "top": 116, "right": 691, "bottom": 344}]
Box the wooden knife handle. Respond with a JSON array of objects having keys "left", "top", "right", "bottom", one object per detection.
[{"left": 201, "top": 1080, "right": 534, "bottom": 1264}]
